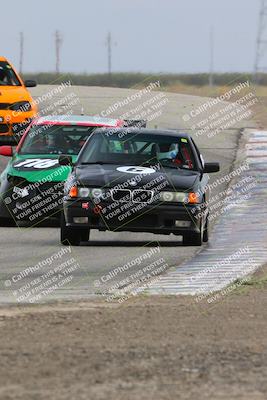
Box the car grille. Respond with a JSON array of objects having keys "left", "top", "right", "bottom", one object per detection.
[
  {"left": 132, "top": 190, "right": 153, "bottom": 203},
  {"left": 111, "top": 189, "right": 131, "bottom": 203},
  {"left": 0, "top": 103, "right": 10, "bottom": 110},
  {"left": 0, "top": 124, "right": 9, "bottom": 133},
  {"left": 110, "top": 189, "right": 153, "bottom": 203}
]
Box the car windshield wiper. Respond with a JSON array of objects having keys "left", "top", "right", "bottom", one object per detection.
[
  {"left": 141, "top": 162, "right": 157, "bottom": 167},
  {"left": 159, "top": 162, "right": 194, "bottom": 171},
  {"left": 159, "top": 162, "right": 181, "bottom": 170}
]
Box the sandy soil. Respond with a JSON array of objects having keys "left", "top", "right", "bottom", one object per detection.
[{"left": 0, "top": 269, "right": 266, "bottom": 400}]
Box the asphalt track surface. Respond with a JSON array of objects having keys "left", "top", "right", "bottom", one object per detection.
[{"left": 0, "top": 85, "right": 254, "bottom": 304}]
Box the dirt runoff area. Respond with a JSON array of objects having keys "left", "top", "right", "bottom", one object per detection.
[{"left": 0, "top": 267, "right": 266, "bottom": 400}]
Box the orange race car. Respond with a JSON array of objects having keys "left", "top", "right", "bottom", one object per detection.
[{"left": 0, "top": 57, "right": 38, "bottom": 144}]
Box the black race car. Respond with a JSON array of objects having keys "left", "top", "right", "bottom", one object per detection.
[{"left": 59, "top": 128, "right": 220, "bottom": 246}]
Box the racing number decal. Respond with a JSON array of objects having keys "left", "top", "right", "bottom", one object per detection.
[
  {"left": 14, "top": 159, "right": 59, "bottom": 169},
  {"left": 117, "top": 166, "right": 155, "bottom": 174}
]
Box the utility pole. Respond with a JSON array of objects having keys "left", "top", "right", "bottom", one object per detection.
[
  {"left": 55, "top": 30, "right": 63, "bottom": 74},
  {"left": 209, "top": 27, "right": 214, "bottom": 88},
  {"left": 106, "top": 32, "right": 112, "bottom": 77},
  {"left": 19, "top": 32, "right": 24, "bottom": 74},
  {"left": 254, "top": 0, "right": 267, "bottom": 84},
  {"left": 106, "top": 32, "right": 117, "bottom": 79}
]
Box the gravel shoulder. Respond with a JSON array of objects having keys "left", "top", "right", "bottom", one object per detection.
[{"left": 0, "top": 267, "right": 266, "bottom": 400}]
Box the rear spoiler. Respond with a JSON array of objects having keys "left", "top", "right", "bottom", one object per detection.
[{"left": 123, "top": 119, "right": 147, "bottom": 128}]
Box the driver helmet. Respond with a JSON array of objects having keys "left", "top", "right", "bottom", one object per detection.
[{"left": 157, "top": 143, "right": 179, "bottom": 160}]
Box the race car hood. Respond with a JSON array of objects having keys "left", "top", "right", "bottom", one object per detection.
[
  {"left": 0, "top": 86, "right": 33, "bottom": 103},
  {"left": 3, "top": 154, "right": 75, "bottom": 183},
  {"left": 75, "top": 164, "right": 200, "bottom": 191}
]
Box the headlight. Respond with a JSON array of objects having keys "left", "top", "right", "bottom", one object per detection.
[
  {"left": 160, "top": 191, "right": 200, "bottom": 204},
  {"left": 10, "top": 101, "right": 32, "bottom": 112},
  {"left": 91, "top": 188, "right": 105, "bottom": 199},
  {"left": 160, "top": 191, "right": 187, "bottom": 203},
  {"left": 77, "top": 187, "right": 105, "bottom": 199},
  {"left": 78, "top": 187, "right": 90, "bottom": 197},
  {"left": 161, "top": 192, "right": 176, "bottom": 202}
]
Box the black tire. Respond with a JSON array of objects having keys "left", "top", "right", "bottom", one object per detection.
[
  {"left": 183, "top": 224, "right": 203, "bottom": 246},
  {"left": 203, "top": 218, "right": 209, "bottom": 243},
  {"left": 60, "top": 213, "right": 81, "bottom": 246},
  {"left": 81, "top": 228, "right": 90, "bottom": 242},
  {"left": 0, "top": 217, "right": 16, "bottom": 227}
]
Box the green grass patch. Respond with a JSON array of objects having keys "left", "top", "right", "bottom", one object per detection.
[{"left": 233, "top": 274, "right": 267, "bottom": 294}]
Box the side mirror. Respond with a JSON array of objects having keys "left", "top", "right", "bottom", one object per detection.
[
  {"left": 0, "top": 146, "right": 13, "bottom": 157},
  {"left": 59, "top": 155, "right": 73, "bottom": 166},
  {"left": 203, "top": 162, "right": 220, "bottom": 173},
  {"left": 24, "top": 80, "right": 37, "bottom": 88}
]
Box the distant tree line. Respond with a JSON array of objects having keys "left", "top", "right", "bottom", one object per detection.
[{"left": 21, "top": 72, "right": 265, "bottom": 87}]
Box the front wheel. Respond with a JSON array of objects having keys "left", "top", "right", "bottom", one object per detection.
[
  {"left": 203, "top": 218, "right": 209, "bottom": 243},
  {"left": 183, "top": 223, "right": 203, "bottom": 246},
  {"left": 81, "top": 228, "right": 90, "bottom": 242}
]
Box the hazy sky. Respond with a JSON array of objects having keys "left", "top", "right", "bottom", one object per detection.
[{"left": 1, "top": 0, "right": 261, "bottom": 74}]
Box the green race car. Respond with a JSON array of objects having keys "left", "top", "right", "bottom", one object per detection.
[{"left": 0, "top": 115, "right": 125, "bottom": 226}]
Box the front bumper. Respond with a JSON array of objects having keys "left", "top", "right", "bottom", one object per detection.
[
  {"left": 64, "top": 199, "right": 207, "bottom": 235},
  {"left": 0, "top": 112, "right": 35, "bottom": 144},
  {"left": 0, "top": 178, "right": 64, "bottom": 222}
]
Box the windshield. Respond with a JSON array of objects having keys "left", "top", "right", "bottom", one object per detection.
[
  {"left": 0, "top": 62, "right": 21, "bottom": 86},
  {"left": 19, "top": 124, "right": 95, "bottom": 155},
  {"left": 79, "top": 131, "right": 197, "bottom": 170}
]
